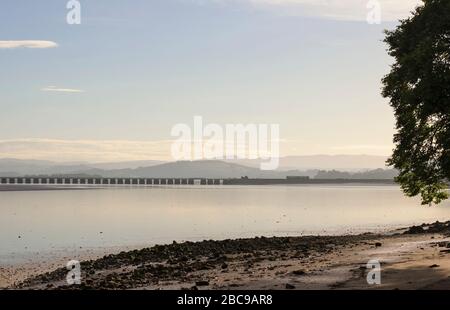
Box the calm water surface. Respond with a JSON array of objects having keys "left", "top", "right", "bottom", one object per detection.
[{"left": 1, "top": 185, "right": 449, "bottom": 260}]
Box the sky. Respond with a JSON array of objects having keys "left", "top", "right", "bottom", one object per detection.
[{"left": 0, "top": 0, "right": 422, "bottom": 162}]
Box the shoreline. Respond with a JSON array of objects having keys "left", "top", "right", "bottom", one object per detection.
[
  {"left": 0, "top": 181, "right": 398, "bottom": 192},
  {"left": 5, "top": 221, "right": 449, "bottom": 290},
  {"left": 0, "top": 244, "right": 145, "bottom": 289}
]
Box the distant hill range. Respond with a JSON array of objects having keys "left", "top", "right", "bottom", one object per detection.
[
  {"left": 231, "top": 155, "right": 389, "bottom": 171},
  {"left": 0, "top": 156, "right": 396, "bottom": 179},
  {"left": 0, "top": 158, "right": 163, "bottom": 177}
]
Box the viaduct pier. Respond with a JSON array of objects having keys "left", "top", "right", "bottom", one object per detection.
[{"left": 0, "top": 176, "right": 395, "bottom": 187}]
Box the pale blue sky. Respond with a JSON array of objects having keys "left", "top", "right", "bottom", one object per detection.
[{"left": 0, "top": 0, "right": 421, "bottom": 161}]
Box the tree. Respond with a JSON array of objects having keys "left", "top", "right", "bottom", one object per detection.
[{"left": 382, "top": 0, "right": 449, "bottom": 205}]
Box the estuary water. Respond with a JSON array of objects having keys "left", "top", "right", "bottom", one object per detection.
[{"left": 1, "top": 185, "right": 449, "bottom": 261}]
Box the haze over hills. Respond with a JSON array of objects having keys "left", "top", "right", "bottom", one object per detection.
[
  {"left": 0, "top": 156, "right": 395, "bottom": 179},
  {"left": 280, "top": 155, "right": 389, "bottom": 170},
  {"left": 232, "top": 155, "right": 389, "bottom": 171},
  {"left": 0, "top": 159, "right": 163, "bottom": 177},
  {"left": 0, "top": 155, "right": 388, "bottom": 176},
  {"left": 76, "top": 161, "right": 316, "bottom": 179}
]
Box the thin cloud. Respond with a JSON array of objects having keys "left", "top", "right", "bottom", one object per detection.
[
  {"left": 0, "top": 139, "right": 393, "bottom": 162},
  {"left": 0, "top": 139, "right": 173, "bottom": 162},
  {"left": 202, "top": 0, "right": 421, "bottom": 22},
  {"left": 0, "top": 40, "right": 58, "bottom": 49},
  {"left": 41, "top": 86, "right": 85, "bottom": 93}
]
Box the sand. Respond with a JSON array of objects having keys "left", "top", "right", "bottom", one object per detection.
[{"left": 2, "top": 221, "right": 449, "bottom": 290}]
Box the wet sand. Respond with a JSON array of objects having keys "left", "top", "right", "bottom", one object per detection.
[
  {"left": 3, "top": 221, "right": 449, "bottom": 290},
  {"left": 0, "top": 245, "right": 145, "bottom": 289}
]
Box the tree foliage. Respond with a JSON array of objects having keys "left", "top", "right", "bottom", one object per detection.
[{"left": 382, "top": 0, "right": 450, "bottom": 205}]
